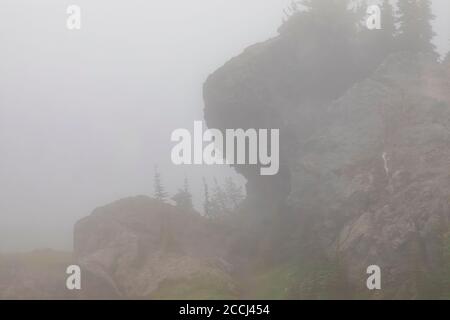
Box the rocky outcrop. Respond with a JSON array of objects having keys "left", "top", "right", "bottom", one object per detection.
[
  {"left": 73, "top": 196, "right": 237, "bottom": 299},
  {"left": 3, "top": 27, "right": 448, "bottom": 302},
  {"left": 320, "top": 55, "right": 450, "bottom": 298},
  {"left": 204, "top": 31, "right": 450, "bottom": 298}
]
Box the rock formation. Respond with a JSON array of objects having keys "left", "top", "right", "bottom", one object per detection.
[
  {"left": 73, "top": 196, "right": 237, "bottom": 299},
  {"left": 203, "top": 35, "right": 450, "bottom": 298}
]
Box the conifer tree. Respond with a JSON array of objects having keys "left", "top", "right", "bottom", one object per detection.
[
  {"left": 172, "top": 177, "right": 194, "bottom": 211},
  {"left": 210, "top": 178, "right": 228, "bottom": 217},
  {"left": 202, "top": 177, "right": 211, "bottom": 217},
  {"left": 153, "top": 166, "right": 168, "bottom": 202},
  {"left": 397, "top": 0, "right": 436, "bottom": 53},
  {"left": 224, "top": 178, "right": 245, "bottom": 212},
  {"left": 380, "top": 0, "right": 397, "bottom": 48}
]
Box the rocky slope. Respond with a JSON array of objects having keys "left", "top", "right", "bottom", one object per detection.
[
  {"left": 204, "top": 38, "right": 450, "bottom": 298},
  {"left": 73, "top": 196, "right": 237, "bottom": 299},
  {"left": 0, "top": 197, "right": 241, "bottom": 299},
  {"left": 5, "top": 53, "right": 448, "bottom": 298},
  {"left": 0, "top": 249, "right": 73, "bottom": 299},
  {"left": 66, "top": 47, "right": 449, "bottom": 299},
  {"left": 2, "top": 26, "right": 449, "bottom": 302}
]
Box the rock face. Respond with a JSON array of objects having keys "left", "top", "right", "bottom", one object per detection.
[
  {"left": 73, "top": 196, "right": 236, "bottom": 299},
  {"left": 318, "top": 55, "right": 450, "bottom": 298},
  {"left": 204, "top": 35, "right": 450, "bottom": 298}
]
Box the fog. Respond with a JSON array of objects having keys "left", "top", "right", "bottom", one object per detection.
[{"left": 0, "top": 0, "right": 448, "bottom": 252}]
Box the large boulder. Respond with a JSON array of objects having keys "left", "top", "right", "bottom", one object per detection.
[{"left": 73, "top": 196, "right": 237, "bottom": 299}]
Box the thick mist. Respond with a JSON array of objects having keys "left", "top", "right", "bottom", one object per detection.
[{"left": 0, "top": 0, "right": 449, "bottom": 252}]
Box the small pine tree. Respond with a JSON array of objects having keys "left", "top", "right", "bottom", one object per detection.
[
  {"left": 224, "top": 177, "right": 245, "bottom": 212},
  {"left": 211, "top": 178, "right": 229, "bottom": 217},
  {"left": 172, "top": 177, "right": 194, "bottom": 211},
  {"left": 380, "top": 0, "right": 397, "bottom": 47},
  {"left": 153, "top": 166, "right": 168, "bottom": 202},
  {"left": 203, "top": 177, "right": 211, "bottom": 218},
  {"left": 397, "top": 0, "right": 436, "bottom": 54}
]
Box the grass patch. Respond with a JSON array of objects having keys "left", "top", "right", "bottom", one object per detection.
[
  {"left": 246, "top": 264, "right": 299, "bottom": 299},
  {"left": 149, "top": 272, "right": 238, "bottom": 300},
  {"left": 245, "top": 259, "right": 350, "bottom": 300}
]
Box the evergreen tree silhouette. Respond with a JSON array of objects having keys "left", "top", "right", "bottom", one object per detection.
[
  {"left": 224, "top": 177, "right": 245, "bottom": 212},
  {"left": 380, "top": 0, "right": 397, "bottom": 49},
  {"left": 153, "top": 165, "right": 168, "bottom": 202},
  {"left": 210, "top": 178, "right": 228, "bottom": 217},
  {"left": 397, "top": 0, "right": 436, "bottom": 54},
  {"left": 172, "top": 177, "right": 194, "bottom": 211},
  {"left": 202, "top": 177, "right": 211, "bottom": 217}
]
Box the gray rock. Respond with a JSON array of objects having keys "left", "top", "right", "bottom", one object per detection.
[
  {"left": 73, "top": 196, "right": 236, "bottom": 299},
  {"left": 204, "top": 45, "right": 450, "bottom": 298}
]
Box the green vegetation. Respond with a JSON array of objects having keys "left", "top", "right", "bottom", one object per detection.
[
  {"left": 246, "top": 259, "right": 349, "bottom": 300},
  {"left": 149, "top": 260, "right": 348, "bottom": 300},
  {"left": 149, "top": 273, "right": 238, "bottom": 300},
  {"left": 172, "top": 177, "right": 194, "bottom": 211},
  {"left": 153, "top": 165, "right": 169, "bottom": 202},
  {"left": 244, "top": 264, "right": 299, "bottom": 300}
]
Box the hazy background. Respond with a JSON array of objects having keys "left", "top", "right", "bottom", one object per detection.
[{"left": 0, "top": 0, "right": 448, "bottom": 252}]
